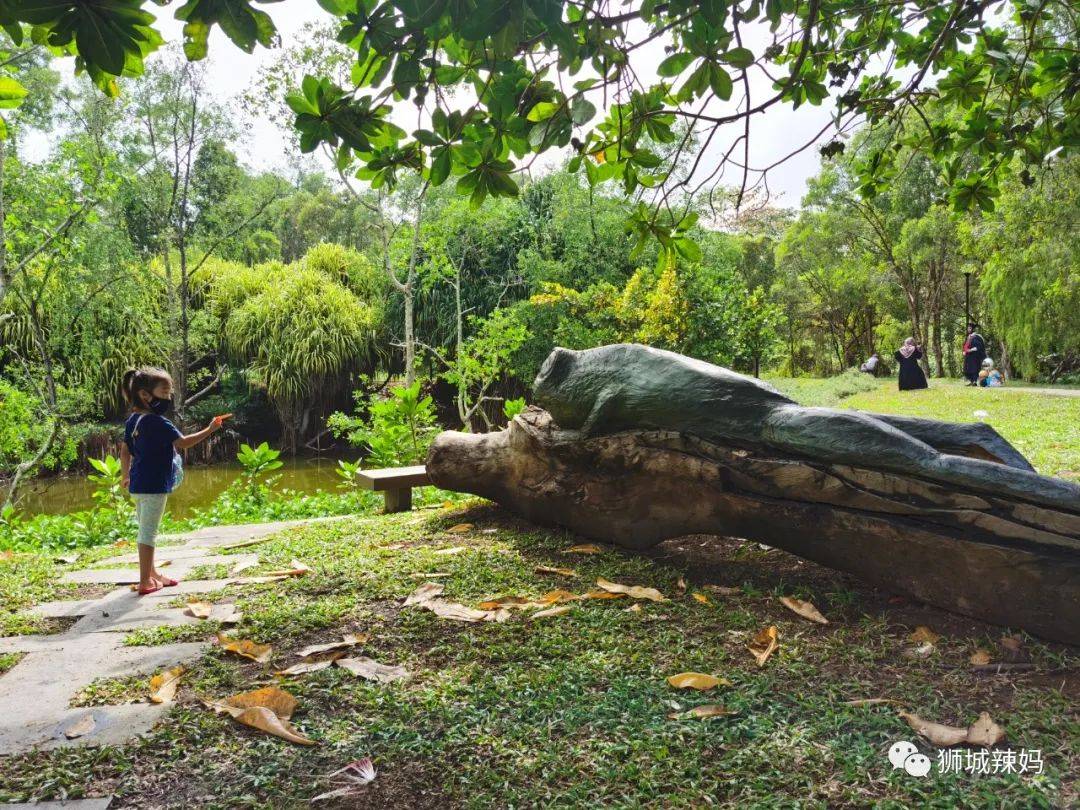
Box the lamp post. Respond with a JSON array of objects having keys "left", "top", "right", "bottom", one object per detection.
[{"left": 963, "top": 267, "right": 973, "bottom": 327}]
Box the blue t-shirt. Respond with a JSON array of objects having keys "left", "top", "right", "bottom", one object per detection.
[{"left": 124, "top": 413, "right": 183, "bottom": 494}]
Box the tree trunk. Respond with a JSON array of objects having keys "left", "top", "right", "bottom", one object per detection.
[
  {"left": 428, "top": 409, "right": 1080, "bottom": 645},
  {"left": 932, "top": 307, "right": 944, "bottom": 378}
]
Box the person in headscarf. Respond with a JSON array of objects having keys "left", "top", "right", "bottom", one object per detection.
[
  {"left": 894, "top": 337, "right": 928, "bottom": 391},
  {"left": 962, "top": 322, "right": 986, "bottom": 385}
]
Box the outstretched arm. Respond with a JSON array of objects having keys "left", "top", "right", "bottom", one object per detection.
[{"left": 174, "top": 421, "right": 221, "bottom": 450}]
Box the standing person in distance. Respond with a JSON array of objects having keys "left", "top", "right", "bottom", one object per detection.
[
  {"left": 894, "top": 337, "right": 928, "bottom": 391},
  {"left": 962, "top": 322, "right": 987, "bottom": 386}
]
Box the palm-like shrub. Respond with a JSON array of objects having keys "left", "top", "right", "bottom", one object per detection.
[{"left": 225, "top": 268, "right": 380, "bottom": 450}]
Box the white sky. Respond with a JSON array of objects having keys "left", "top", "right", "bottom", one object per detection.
[{"left": 38, "top": 4, "right": 841, "bottom": 209}]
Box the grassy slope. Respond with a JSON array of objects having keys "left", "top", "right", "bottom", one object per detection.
[
  {"left": 771, "top": 376, "right": 1079, "bottom": 479},
  {"left": 1, "top": 509, "right": 1077, "bottom": 808}
]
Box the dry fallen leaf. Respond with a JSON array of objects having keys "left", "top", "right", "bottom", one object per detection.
[
  {"left": 748, "top": 626, "right": 779, "bottom": 667},
  {"left": 408, "top": 571, "right": 451, "bottom": 579},
  {"left": 904, "top": 641, "right": 936, "bottom": 659},
  {"left": 228, "top": 558, "right": 258, "bottom": 576},
  {"left": 970, "top": 648, "right": 992, "bottom": 666},
  {"left": 565, "top": 544, "right": 602, "bottom": 555},
  {"left": 909, "top": 626, "right": 941, "bottom": 644},
  {"left": 297, "top": 634, "right": 369, "bottom": 659},
  {"left": 158, "top": 559, "right": 172, "bottom": 567},
  {"left": 845, "top": 698, "right": 900, "bottom": 706},
  {"left": 434, "top": 546, "right": 467, "bottom": 556},
  {"left": 264, "top": 560, "right": 311, "bottom": 577},
  {"left": 692, "top": 592, "right": 712, "bottom": 606},
  {"left": 999, "top": 635, "right": 1029, "bottom": 663},
  {"left": 779, "top": 596, "right": 829, "bottom": 625},
  {"left": 624, "top": 603, "right": 643, "bottom": 613},
  {"left": 276, "top": 652, "right": 345, "bottom": 676},
  {"left": 668, "top": 704, "right": 733, "bottom": 720},
  {"left": 538, "top": 589, "right": 580, "bottom": 604},
  {"left": 445, "top": 523, "right": 474, "bottom": 533},
  {"left": 64, "top": 714, "right": 96, "bottom": 739},
  {"left": 210, "top": 686, "right": 314, "bottom": 746},
  {"left": 675, "top": 576, "right": 688, "bottom": 596},
  {"left": 311, "top": 757, "right": 377, "bottom": 803},
  {"left": 899, "top": 711, "right": 969, "bottom": 747},
  {"left": 596, "top": 578, "right": 666, "bottom": 602},
  {"left": 581, "top": 589, "right": 626, "bottom": 600},
  {"left": 535, "top": 565, "right": 576, "bottom": 577},
  {"left": 335, "top": 657, "right": 411, "bottom": 683},
  {"left": 965, "top": 711, "right": 1006, "bottom": 746},
  {"left": 185, "top": 601, "right": 213, "bottom": 620},
  {"left": 222, "top": 536, "right": 272, "bottom": 550},
  {"left": 424, "top": 599, "right": 497, "bottom": 623},
  {"left": 217, "top": 633, "right": 272, "bottom": 663},
  {"left": 404, "top": 582, "right": 444, "bottom": 605},
  {"left": 531, "top": 605, "right": 571, "bottom": 619},
  {"left": 148, "top": 665, "right": 185, "bottom": 704},
  {"left": 477, "top": 596, "right": 533, "bottom": 610},
  {"left": 667, "top": 672, "right": 730, "bottom": 691}
]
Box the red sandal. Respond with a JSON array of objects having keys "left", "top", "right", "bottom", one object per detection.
[
  {"left": 158, "top": 576, "right": 179, "bottom": 587},
  {"left": 138, "top": 584, "right": 162, "bottom": 595}
]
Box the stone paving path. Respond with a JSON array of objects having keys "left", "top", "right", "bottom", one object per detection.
[{"left": 0, "top": 519, "right": 331, "bottom": 756}]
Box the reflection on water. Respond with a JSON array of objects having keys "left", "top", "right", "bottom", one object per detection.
[{"left": 6, "top": 456, "right": 358, "bottom": 519}]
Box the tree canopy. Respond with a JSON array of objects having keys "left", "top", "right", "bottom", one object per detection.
[{"left": 3, "top": 1, "right": 1077, "bottom": 259}]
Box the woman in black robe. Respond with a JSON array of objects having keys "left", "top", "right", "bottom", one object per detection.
[
  {"left": 894, "top": 337, "right": 928, "bottom": 391},
  {"left": 962, "top": 322, "right": 986, "bottom": 385}
]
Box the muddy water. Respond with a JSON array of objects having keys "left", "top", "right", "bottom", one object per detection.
[{"left": 7, "top": 455, "right": 358, "bottom": 519}]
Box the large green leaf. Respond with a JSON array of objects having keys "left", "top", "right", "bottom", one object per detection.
[{"left": 0, "top": 76, "right": 28, "bottom": 110}]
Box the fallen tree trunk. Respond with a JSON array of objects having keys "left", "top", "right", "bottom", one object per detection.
[{"left": 428, "top": 408, "right": 1080, "bottom": 645}]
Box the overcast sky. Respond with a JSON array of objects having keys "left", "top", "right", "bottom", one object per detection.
[{"left": 54, "top": 5, "right": 842, "bottom": 210}]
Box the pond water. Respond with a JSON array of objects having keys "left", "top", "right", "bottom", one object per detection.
[{"left": 6, "top": 455, "right": 358, "bottom": 519}]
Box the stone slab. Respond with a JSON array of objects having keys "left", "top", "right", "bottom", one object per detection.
[
  {"left": 28, "top": 599, "right": 102, "bottom": 619},
  {"left": 60, "top": 552, "right": 255, "bottom": 586},
  {"left": 0, "top": 638, "right": 206, "bottom": 755}
]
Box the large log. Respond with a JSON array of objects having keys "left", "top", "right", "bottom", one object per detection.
[{"left": 427, "top": 345, "right": 1080, "bottom": 645}]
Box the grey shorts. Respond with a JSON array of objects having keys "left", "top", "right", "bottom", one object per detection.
[{"left": 133, "top": 493, "right": 168, "bottom": 547}]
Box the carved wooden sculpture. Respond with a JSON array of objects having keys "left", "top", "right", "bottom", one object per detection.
[{"left": 428, "top": 345, "right": 1080, "bottom": 645}]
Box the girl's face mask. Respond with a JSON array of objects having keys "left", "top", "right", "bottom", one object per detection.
[{"left": 148, "top": 395, "right": 173, "bottom": 416}]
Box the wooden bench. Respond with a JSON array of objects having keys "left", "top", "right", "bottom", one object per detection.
[{"left": 356, "top": 465, "right": 431, "bottom": 513}]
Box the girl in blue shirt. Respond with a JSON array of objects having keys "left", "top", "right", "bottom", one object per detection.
[{"left": 120, "top": 367, "right": 222, "bottom": 594}]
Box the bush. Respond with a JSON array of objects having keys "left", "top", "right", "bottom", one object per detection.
[{"left": 328, "top": 382, "right": 439, "bottom": 467}]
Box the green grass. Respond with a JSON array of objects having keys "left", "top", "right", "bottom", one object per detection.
[
  {"left": 769, "top": 374, "right": 1079, "bottom": 479},
  {"left": 1, "top": 509, "right": 1076, "bottom": 807},
  {"left": 70, "top": 675, "right": 147, "bottom": 707}
]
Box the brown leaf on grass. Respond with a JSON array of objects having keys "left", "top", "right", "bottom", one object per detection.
[
  {"left": 445, "top": 523, "right": 474, "bottom": 534},
  {"left": 904, "top": 642, "right": 936, "bottom": 659},
  {"left": 531, "top": 605, "right": 571, "bottom": 619},
  {"left": 908, "top": 626, "right": 941, "bottom": 644},
  {"left": 424, "top": 600, "right": 498, "bottom": 623},
  {"left": 276, "top": 652, "right": 345, "bottom": 676},
  {"left": 779, "top": 596, "right": 829, "bottom": 625},
  {"left": 668, "top": 704, "right": 734, "bottom": 720},
  {"left": 748, "top": 626, "right": 779, "bottom": 667},
  {"left": 624, "top": 603, "right": 642, "bottom": 613},
  {"left": 404, "top": 582, "right": 445, "bottom": 605},
  {"left": 899, "top": 711, "right": 968, "bottom": 746},
  {"left": 535, "top": 565, "right": 576, "bottom": 577},
  {"left": 538, "top": 589, "right": 579, "bottom": 604},
  {"left": 477, "top": 596, "right": 533, "bottom": 610},
  {"left": 209, "top": 687, "right": 315, "bottom": 746},
  {"left": 565, "top": 544, "right": 602, "bottom": 555},
  {"left": 264, "top": 560, "right": 311, "bottom": 578},
  {"left": 335, "top": 657, "right": 411, "bottom": 683},
  {"left": 148, "top": 665, "right": 185, "bottom": 704},
  {"left": 434, "top": 546, "right": 467, "bottom": 556},
  {"left": 667, "top": 672, "right": 731, "bottom": 691},
  {"left": 228, "top": 558, "right": 258, "bottom": 576},
  {"left": 581, "top": 590, "right": 626, "bottom": 600},
  {"left": 217, "top": 633, "right": 272, "bottom": 663},
  {"left": 185, "top": 601, "right": 213, "bottom": 620},
  {"left": 845, "top": 698, "right": 900, "bottom": 706},
  {"left": 297, "top": 634, "right": 369, "bottom": 659},
  {"left": 969, "top": 648, "right": 992, "bottom": 666},
  {"left": 64, "top": 714, "right": 96, "bottom": 739},
  {"left": 408, "top": 571, "right": 451, "bottom": 579},
  {"left": 692, "top": 593, "right": 712, "bottom": 606},
  {"left": 965, "top": 711, "right": 1006, "bottom": 746},
  {"left": 596, "top": 578, "right": 666, "bottom": 602},
  {"left": 222, "top": 536, "right": 272, "bottom": 550},
  {"left": 675, "top": 576, "right": 687, "bottom": 596}
]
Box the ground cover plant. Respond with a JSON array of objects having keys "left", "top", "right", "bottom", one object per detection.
[{"left": 0, "top": 504, "right": 1076, "bottom": 808}]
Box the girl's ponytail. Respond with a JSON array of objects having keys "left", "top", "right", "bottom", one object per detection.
[{"left": 121, "top": 366, "right": 172, "bottom": 410}]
